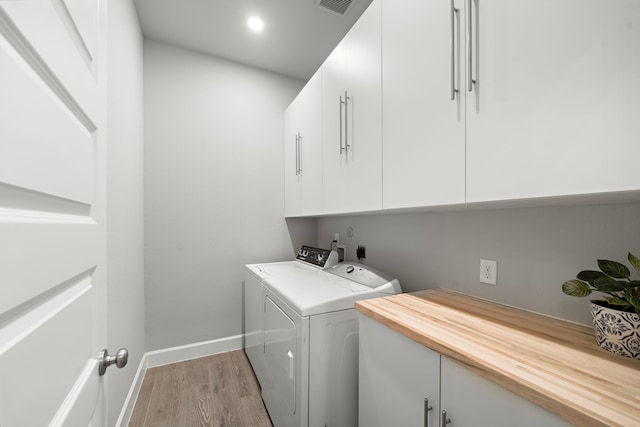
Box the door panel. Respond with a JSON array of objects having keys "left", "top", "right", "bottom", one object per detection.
[
  {"left": 0, "top": 0, "right": 106, "bottom": 426},
  {"left": 0, "top": 224, "right": 96, "bottom": 314},
  {"left": 1, "top": 0, "right": 99, "bottom": 116},
  {"left": 0, "top": 30, "right": 95, "bottom": 204},
  {"left": 0, "top": 278, "right": 93, "bottom": 427}
]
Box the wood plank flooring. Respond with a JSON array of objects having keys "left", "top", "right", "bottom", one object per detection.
[{"left": 129, "top": 350, "right": 273, "bottom": 427}]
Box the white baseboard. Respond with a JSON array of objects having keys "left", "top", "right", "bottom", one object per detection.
[
  {"left": 115, "top": 334, "right": 244, "bottom": 426},
  {"left": 115, "top": 352, "right": 147, "bottom": 427}
]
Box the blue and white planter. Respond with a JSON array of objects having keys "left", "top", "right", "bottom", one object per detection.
[{"left": 591, "top": 301, "right": 640, "bottom": 360}]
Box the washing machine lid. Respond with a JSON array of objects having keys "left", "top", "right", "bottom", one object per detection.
[
  {"left": 246, "top": 261, "right": 314, "bottom": 280},
  {"left": 245, "top": 246, "right": 339, "bottom": 281},
  {"left": 263, "top": 268, "right": 400, "bottom": 317}
]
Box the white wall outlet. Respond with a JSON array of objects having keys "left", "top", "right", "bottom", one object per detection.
[{"left": 480, "top": 259, "right": 497, "bottom": 285}]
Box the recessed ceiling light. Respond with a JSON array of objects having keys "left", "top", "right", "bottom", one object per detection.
[{"left": 248, "top": 16, "right": 264, "bottom": 32}]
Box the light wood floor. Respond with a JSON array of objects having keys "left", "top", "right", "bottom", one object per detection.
[{"left": 128, "top": 350, "right": 273, "bottom": 427}]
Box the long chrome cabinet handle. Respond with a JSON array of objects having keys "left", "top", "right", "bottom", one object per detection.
[
  {"left": 344, "top": 91, "right": 351, "bottom": 151},
  {"left": 295, "top": 133, "right": 298, "bottom": 175},
  {"left": 339, "top": 95, "right": 345, "bottom": 154},
  {"left": 467, "top": 0, "right": 477, "bottom": 91},
  {"left": 441, "top": 410, "right": 451, "bottom": 425},
  {"left": 297, "top": 133, "right": 302, "bottom": 174},
  {"left": 450, "top": 0, "right": 459, "bottom": 101},
  {"left": 424, "top": 398, "right": 433, "bottom": 427},
  {"left": 295, "top": 133, "right": 300, "bottom": 175}
]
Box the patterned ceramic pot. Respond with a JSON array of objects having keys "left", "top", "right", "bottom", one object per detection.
[{"left": 591, "top": 301, "right": 640, "bottom": 360}]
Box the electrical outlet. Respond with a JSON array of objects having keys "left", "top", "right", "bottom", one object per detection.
[
  {"left": 357, "top": 245, "right": 366, "bottom": 260},
  {"left": 480, "top": 259, "right": 497, "bottom": 285}
]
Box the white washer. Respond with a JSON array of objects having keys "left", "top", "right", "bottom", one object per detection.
[{"left": 244, "top": 246, "right": 401, "bottom": 427}]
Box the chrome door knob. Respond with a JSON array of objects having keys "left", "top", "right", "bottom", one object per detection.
[{"left": 98, "top": 348, "right": 128, "bottom": 376}]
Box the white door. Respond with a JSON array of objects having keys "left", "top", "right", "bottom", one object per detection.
[{"left": 0, "top": 1, "right": 108, "bottom": 426}]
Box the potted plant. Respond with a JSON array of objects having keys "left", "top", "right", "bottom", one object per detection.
[{"left": 562, "top": 252, "right": 640, "bottom": 360}]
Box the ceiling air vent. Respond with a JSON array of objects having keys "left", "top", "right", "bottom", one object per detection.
[{"left": 316, "top": 0, "right": 354, "bottom": 16}]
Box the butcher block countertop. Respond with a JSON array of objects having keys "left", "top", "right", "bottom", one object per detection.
[{"left": 355, "top": 289, "right": 640, "bottom": 427}]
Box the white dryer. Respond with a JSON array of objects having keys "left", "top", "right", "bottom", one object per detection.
[
  {"left": 244, "top": 246, "right": 339, "bottom": 389},
  {"left": 244, "top": 247, "right": 401, "bottom": 427}
]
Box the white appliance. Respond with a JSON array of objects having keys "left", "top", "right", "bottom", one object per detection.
[{"left": 244, "top": 246, "right": 401, "bottom": 427}]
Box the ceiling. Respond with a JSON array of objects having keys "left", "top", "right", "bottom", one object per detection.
[{"left": 133, "top": 0, "right": 373, "bottom": 82}]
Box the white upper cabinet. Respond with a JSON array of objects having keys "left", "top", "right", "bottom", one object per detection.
[
  {"left": 284, "top": 70, "right": 323, "bottom": 217},
  {"left": 322, "top": 0, "right": 382, "bottom": 214},
  {"left": 286, "top": 0, "right": 640, "bottom": 217},
  {"left": 382, "top": 0, "right": 466, "bottom": 209},
  {"left": 466, "top": 0, "right": 640, "bottom": 202}
]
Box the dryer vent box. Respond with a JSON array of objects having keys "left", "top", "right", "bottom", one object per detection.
[{"left": 316, "top": 0, "right": 354, "bottom": 16}]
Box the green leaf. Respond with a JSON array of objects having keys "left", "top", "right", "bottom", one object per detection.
[
  {"left": 629, "top": 252, "right": 640, "bottom": 276},
  {"left": 562, "top": 280, "right": 592, "bottom": 297},
  {"left": 629, "top": 295, "right": 640, "bottom": 312},
  {"left": 621, "top": 281, "right": 640, "bottom": 291},
  {"left": 604, "top": 296, "right": 631, "bottom": 307},
  {"left": 598, "top": 259, "right": 630, "bottom": 279},
  {"left": 576, "top": 270, "right": 607, "bottom": 284},
  {"left": 593, "top": 276, "right": 627, "bottom": 293}
]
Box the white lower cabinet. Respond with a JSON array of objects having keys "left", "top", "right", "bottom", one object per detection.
[
  {"left": 359, "top": 314, "right": 570, "bottom": 427},
  {"left": 440, "top": 357, "right": 570, "bottom": 427},
  {"left": 359, "top": 314, "right": 440, "bottom": 427}
]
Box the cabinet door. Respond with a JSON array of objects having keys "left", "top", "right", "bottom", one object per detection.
[
  {"left": 284, "top": 91, "right": 302, "bottom": 217},
  {"left": 440, "top": 357, "right": 570, "bottom": 426},
  {"left": 284, "top": 71, "right": 322, "bottom": 217},
  {"left": 299, "top": 71, "right": 323, "bottom": 215},
  {"left": 358, "top": 314, "right": 440, "bottom": 427},
  {"left": 382, "top": 0, "right": 466, "bottom": 209},
  {"left": 466, "top": 0, "right": 640, "bottom": 202},
  {"left": 322, "top": 0, "right": 382, "bottom": 214}
]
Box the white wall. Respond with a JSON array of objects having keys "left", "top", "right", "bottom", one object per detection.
[
  {"left": 144, "top": 39, "right": 312, "bottom": 351},
  {"left": 106, "top": 0, "right": 145, "bottom": 424},
  {"left": 318, "top": 202, "right": 640, "bottom": 325}
]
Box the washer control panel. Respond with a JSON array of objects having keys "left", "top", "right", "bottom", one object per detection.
[
  {"left": 327, "top": 262, "right": 400, "bottom": 293},
  {"left": 296, "top": 245, "right": 339, "bottom": 269}
]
